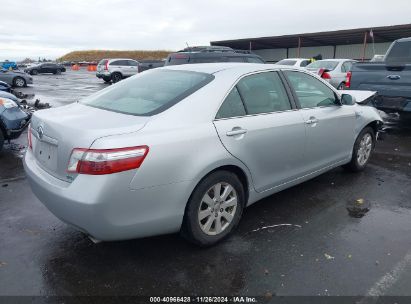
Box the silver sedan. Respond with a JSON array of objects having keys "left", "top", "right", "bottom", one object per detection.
[
  {"left": 306, "top": 59, "right": 357, "bottom": 89},
  {"left": 0, "top": 68, "right": 33, "bottom": 87},
  {"left": 24, "top": 63, "right": 382, "bottom": 246}
]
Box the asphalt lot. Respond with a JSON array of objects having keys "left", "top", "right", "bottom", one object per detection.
[{"left": 0, "top": 70, "right": 411, "bottom": 301}]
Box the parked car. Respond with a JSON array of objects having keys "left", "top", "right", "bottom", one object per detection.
[
  {"left": 0, "top": 97, "right": 30, "bottom": 151},
  {"left": 138, "top": 60, "right": 165, "bottom": 73},
  {"left": 165, "top": 46, "right": 265, "bottom": 66},
  {"left": 276, "top": 58, "right": 311, "bottom": 67},
  {"left": 306, "top": 59, "right": 357, "bottom": 89},
  {"left": 348, "top": 37, "right": 411, "bottom": 118},
  {"left": 0, "top": 81, "right": 12, "bottom": 92},
  {"left": 25, "top": 63, "right": 66, "bottom": 75},
  {"left": 0, "top": 61, "right": 18, "bottom": 70},
  {"left": 0, "top": 68, "right": 33, "bottom": 87},
  {"left": 0, "top": 91, "right": 18, "bottom": 102},
  {"left": 96, "top": 58, "right": 140, "bottom": 83},
  {"left": 370, "top": 55, "right": 385, "bottom": 62},
  {"left": 24, "top": 63, "right": 382, "bottom": 246}
]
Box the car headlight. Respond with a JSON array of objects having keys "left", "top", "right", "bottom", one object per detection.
[{"left": 0, "top": 98, "right": 18, "bottom": 109}]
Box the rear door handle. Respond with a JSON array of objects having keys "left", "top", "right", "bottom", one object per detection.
[
  {"left": 226, "top": 128, "right": 247, "bottom": 136},
  {"left": 305, "top": 118, "right": 319, "bottom": 125}
]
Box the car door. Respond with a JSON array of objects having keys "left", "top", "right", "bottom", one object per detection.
[
  {"left": 283, "top": 70, "right": 356, "bottom": 173},
  {"left": 213, "top": 71, "right": 307, "bottom": 193},
  {"left": 127, "top": 60, "right": 139, "bottom": 75}
]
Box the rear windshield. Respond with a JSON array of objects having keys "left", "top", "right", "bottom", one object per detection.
[
  {"left": 386, "top": 41, "right": 411, "bottom": 63},
  {"left": 276, "top": 59, "right": 297, "bottom": 66},
  {"left": 98, "top": 59, "right": 108, "bottom": 66},
  {"left": 80, "top": 69, "right": 214, "bottom": 116},
  {"left": 306, "top": 60, "right": 338, "bottom": 71}
]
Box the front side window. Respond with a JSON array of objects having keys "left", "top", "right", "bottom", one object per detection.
[
  {"left": 128, "top": 60, "right": 138, "bottom": 66},
  {"left": 237, "top": 72, "right": 291, "bottom": 115},
  {"left": 284, "top": 71, "right": 338, "bottom": 108},
  {"left": 81, "top": 70, "right": 214, "bottom": 116},
  {"left": 245, "top": 57, "right": 265, "bottom": 63}
]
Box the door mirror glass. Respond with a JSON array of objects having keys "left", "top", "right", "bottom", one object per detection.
[{"left": 341, "top": 94, "right": 356, "bottom": 105}]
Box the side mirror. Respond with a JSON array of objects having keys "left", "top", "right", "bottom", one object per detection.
[{"left": 341, "top": 93, "right": 356, "bottom": 105}]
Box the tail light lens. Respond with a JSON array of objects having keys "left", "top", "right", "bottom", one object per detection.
[
  {"left": 104, "top": 61, "right": 109, "bottom": 71},
  {"left": 321, "top": 72, "right": 331, "bottom": 79},
  {"left": 67, "top": 146, "right": 149, "bottom": 175},
  {"left": 345, "top": 71, "right": 352, "bottom": 88},
  {"left": 28, "top": 124, "right": 33, "bottom": 150}
]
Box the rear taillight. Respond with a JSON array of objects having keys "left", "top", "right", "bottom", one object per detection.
[
  {"left": 321, "top": 72, "right": 331, "bottom": 79},
  {"left": 345, "top": 71, "right": 352, "bottom": 88},
  {"left": 28, "top": 124, "right": 32, "bottom": 150},
  {"left": 67, "top": 146, "right": 149, "bottom": 175},
  {"left": 104, "top": 61, "right": 109, "bottom": 71}
]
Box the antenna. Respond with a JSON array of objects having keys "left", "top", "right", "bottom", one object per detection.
[{"left": 185, "top": 42, "right": 191, "bottom": 51}]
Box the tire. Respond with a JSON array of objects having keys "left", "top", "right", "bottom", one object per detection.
[
  {"left": 111, "top": 72, "right": 122, "bottom": 83},
  {"left": 343, "top": 127, "right": 375, "bottom": 172},
  {"left": 13, "top": 76, "right": 26, "bottom": 87},
  {"left": 337, "top": 82, "right": 346, "bottom": 90},
  {"left": 0, "top": 130, "right": 4, "bottom": 152},
  {"left": 30, "top": 70, "right": 38, "bottom": 75},
  {"left": 54, "top": 69, "right": 61, "bottom": 75},
  {"left": 181, "top": 170, "right": 245, "bottom": 247},
  {"left": 103, "top": 76, "right": 111, "bottom": 83}
]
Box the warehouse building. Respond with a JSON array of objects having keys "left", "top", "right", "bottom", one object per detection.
[{"left": 211, "top": 23, "right": 411, "bottom": 63}]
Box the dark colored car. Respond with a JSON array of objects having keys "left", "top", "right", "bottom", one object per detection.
[
  {"left": 348, "top": 37, "right": 411, "bottom": 118},
  {"left": 25, "top": 63, "right": 66, "bottom": 75},
  {"left": 0, "top": 97, "right": 31, "bottom": 151},
  {"left": 138, "top": 60, "right": 164, "bottom": 72},
  {"left": 165, "top": 46, "right": 265, "bottom": 66}
]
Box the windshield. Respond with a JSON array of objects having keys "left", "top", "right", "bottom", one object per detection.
[
  {"left": 306, "top": 60, "right": 338, "bottom": 70},
  {"left": 276, "top": 59, "right": 297, "bottom": 66},
  {"left": 80, "top": 69, "right": 214, "bottom": 116}
]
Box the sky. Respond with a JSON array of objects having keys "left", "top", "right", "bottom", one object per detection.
[{"left": 1, "top": 0, "right": 411, "bottom": 61}]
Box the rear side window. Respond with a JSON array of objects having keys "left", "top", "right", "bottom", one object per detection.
[
  {"left": 237, "top": 72, "right": 291, "bottom": 114},
  {"left": 81, "top": 70, "right": 214, "bottom": 116},
  {"left": 111, "top": 60, "right": 128, "bottom": 66},
  {"left": 277, "top": 59, "right": 297, "bottom": 66},
  {"left": 226, "top": 57, "right": 245, "bottom": 62},
  {"left": 216, "top": 87, "right": 246, "bottom": 119},
  {"left": 300, "top": 60, "right": 310, "bottom": 67},
  {"left": 284, "top": 71, "right": 338, "bottom": 108}
]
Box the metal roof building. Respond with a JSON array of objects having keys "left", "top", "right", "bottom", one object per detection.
[{"left": 211, "top": 24, "right": 411, "bottom": 62}]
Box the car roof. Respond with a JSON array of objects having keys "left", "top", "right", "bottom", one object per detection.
[
  {"left": 314, "top": 59, "right": 354, "bottom": 62},
  {"left": 163, "top": 62, "right": 296, "bottom": 75}
]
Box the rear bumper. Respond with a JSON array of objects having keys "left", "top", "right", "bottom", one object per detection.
[
  {"left": 23, "top": 150, "right": 190, "bottom": 241},
  {"left": 96, "top": 72, "right": 111, "bottom": 78}
]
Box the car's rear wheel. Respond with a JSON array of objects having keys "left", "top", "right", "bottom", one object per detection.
[
  {"left": 111, "top": 72, "right": 122, "bottom": 83},
  {"left": 30, "top": 70, "right": 38, "bottom": 75},
  {"left": 343, "top": 127, "right": 375, "bottom": 172},
  {"left": 13, "top": 77, "right": 26, "bottom": 87},
  {"left": 181, "top": 170, "right": 244, "bottom": 246},
  {"left": 103, "top": 76, "right": 111, "bottom": 83}
]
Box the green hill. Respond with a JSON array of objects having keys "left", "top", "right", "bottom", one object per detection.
[{"left": 58, "top": 50, "right": 173, "bottom": 62}]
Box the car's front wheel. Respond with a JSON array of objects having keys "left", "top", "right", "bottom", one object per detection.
[
  {"left": 343, "top": 127, "right": 375, "bottom": 172},
  {"left": 54, "top": 69, "right": 61, "bottom": 75},
  {"left": 181, "top": 170, "right": 244, "bottom": 246},
  {"left": 13, "top": 76, "right": 26, "bottom": 87},
  {"left": 30, "top": 70, "right": 38, "bottom": 75}
]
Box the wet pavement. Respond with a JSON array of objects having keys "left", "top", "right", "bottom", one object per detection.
[{"left": 0, "top": 70, "right": 411, "bottom": 301}]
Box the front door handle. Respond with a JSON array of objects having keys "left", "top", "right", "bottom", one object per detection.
[
  {"left": 226, "top": 128, "right": 247, "bottom": 136},
  {"left": 387, "top": 75, "right": 401, "bottom": 80}
]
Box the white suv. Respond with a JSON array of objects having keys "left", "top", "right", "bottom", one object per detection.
[{"left": 96, "top": 58, "right": 139, "bottom": 83}]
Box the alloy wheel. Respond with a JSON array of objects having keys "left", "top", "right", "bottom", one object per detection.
[
  {"left": 357, "top": 133, "right": 373, "bottom": 166},
  {"left": 198, "top": 182, "right": 238, "bottom": 236}
]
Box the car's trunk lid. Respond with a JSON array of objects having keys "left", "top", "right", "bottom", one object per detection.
[{"left": 30, "top": 103, "right": 150, "bottom": 182}]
